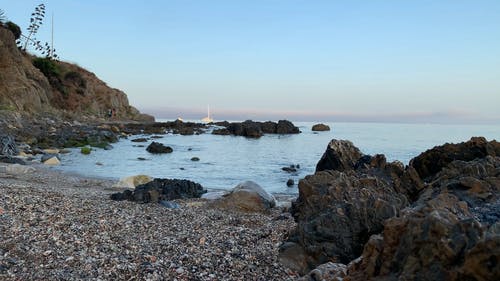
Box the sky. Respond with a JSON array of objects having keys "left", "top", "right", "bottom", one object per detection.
[{"left": 2, "top": 0, "right": 500, "bottom": 123}]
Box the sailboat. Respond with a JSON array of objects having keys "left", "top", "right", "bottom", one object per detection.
[{"left": 201, "top": 105, "right": 214, "bottom": 123}]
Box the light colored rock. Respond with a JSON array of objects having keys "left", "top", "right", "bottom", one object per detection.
[
  {"left": 201, "top": 191, "right": 229, "bottom": 200},
  {"left": 2, "top": 164, "right": 36, "bottom": 174},
  {"left": 212, "top": 181, "right": 276, "bottom": 212},
  {"left": 112, "top": 175, "right": 153, "bottom": 189},
  {"left": 43, "top": 148, "right": 60, "bottom": 154},
  {"left": 298, "top": 262, "right": 347, "bottom": 281},
  {"left": 43, "top": 157, "right": 61, "bottom": 165}
]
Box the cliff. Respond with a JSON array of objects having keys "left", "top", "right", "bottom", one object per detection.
[{"left": 0, "top": 26, "right": 153, "bottom": 122}]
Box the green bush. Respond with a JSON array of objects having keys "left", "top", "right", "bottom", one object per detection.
[
  {"left": 5, "top": 21, "right": 21, "bottom": 40},
  {"left": 80, "top": 146, "right": 92, "bottom": 155},
  {"left": 33, "top": 57, "right": 61, "bottom": 78}
]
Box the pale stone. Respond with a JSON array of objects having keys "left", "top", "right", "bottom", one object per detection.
[
  {"left": 43, "top": 157, "right": 61, "bottom": 165},
  {"left": 43, "top": 148, "right": 60, "bottom": 154},
  {"left": 112, "top": 175, "right": 153, "bottom": 189},
  {"left": 2, "top": 164, "right": 36, "bottom": 174}
]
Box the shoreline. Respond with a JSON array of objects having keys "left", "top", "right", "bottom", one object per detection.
[{"left": 0, "top": 162, "right": 298, "bottom": 280}]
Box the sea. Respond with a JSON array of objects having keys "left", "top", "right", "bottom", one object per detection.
[{"left": 53, "top": 121, "right": 500, "bottom": 194}]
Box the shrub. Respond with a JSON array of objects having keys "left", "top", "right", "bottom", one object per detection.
[
  {"left": 64, "top": 71, "right": 87, "bottom": 89},
  {"left": 5, "top": 21, "right": 21, "bottom": 40},
  {"left": 80, "top": 146, "right": 92, "bottom": 155},
  {"left": 33, "top": 57, "right": 61, "bottom": 78}
]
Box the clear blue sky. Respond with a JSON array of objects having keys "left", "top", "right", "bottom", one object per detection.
[{"left": 3, "top": 0, "right": 500, "bottom": 123}]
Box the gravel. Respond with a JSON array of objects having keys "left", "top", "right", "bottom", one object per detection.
[{"left": 0, "top": 164, "right": 298, "bottom": 280}]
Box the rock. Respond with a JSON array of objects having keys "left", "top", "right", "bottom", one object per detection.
[
  {"left": 146, "top": 142, "right": 173, "bottom": 154},
  {"left": 286, "top": 179, "right": 294, "bottom": 187},
  {"left": 131, "top": 138, "right": 148, "bottom": 142},
  {"left": 0, "top": 134, "right": 19, "bottom": 156},
  {"left": 278, "top": 242, "right": 310, "bottom": 275},
  {"left": 191, "top": 157, "right": 200, "bottom": 161},
  {"left": 212, "top": 181, "right": 276, "bottom": 212},
  {"left": 137, "top": 157, "right": 147, "bottom": 161},
  {"left": 298, "top": 262, "right": 347, "bottom": 281},
  {"left": 159, "top": 200, "right": 180, "bottom": 209},
  {"left": 113, "top": 175, "right": 154, "bottom": 189},
  {"left": 43, "top": 148, "right": 60, "bottom": 154},
  {"left": 315, "top": 139, "right": 363, "bottom": 172},
  {"left": 43, "top": 157, "right": 60, "bottom": 165},
  {"left": 311, "top": 123, "right": 330, "bottom": 132},
  {"left": 212, "top": 128, "right": 231, "bottom": 135},
  {"left": 80, "top": 147, "right": 91, "bottom": 155},
  {"left": 201, "top": 191, "right": 229, "bottom": 200},
  {"left": 0, "top": 156, "right": 27, "bottom": 165},
  {"left": 410, "top": 137, "right": 500, "bottom": 180},
  {"left": 110, "top": 178, "right": 206, "bottom": 203},
  {"left": 103, "top": 144, "right": 113, "bottom": 150},
  {"left": 1, "top": 164, "right": 36, "bottom": 174},
  {"left": 41, "top": 154, "right": 60, "bottom": 163},
  {"left": 282, "top": 167, "right": 297, "bottom": 173},
  {"left": 276, "top": 120, "right": 300, "bottom": 134}
]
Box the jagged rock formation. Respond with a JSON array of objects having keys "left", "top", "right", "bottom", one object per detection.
[
  {"left": 281, "top": 137, "right": 500, "bottom": 280},
  {"left": 212, "top": 120, "right": 300, "bottom": 138},
  {"left": 0, "top": 26, "right": 153, "bottom": 122}
]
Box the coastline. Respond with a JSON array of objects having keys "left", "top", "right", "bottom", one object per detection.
[{"left": 0, "top": 162, "right": 298, "bottom": 280}]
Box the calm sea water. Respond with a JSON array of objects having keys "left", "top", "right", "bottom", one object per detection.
[{"left": 54, "top": 121, "right": 500, "bottom": 194}]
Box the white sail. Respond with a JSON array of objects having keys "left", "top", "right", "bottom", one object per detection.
[{"left": 201, "top": 105, "right": 213, "bottom": 123}]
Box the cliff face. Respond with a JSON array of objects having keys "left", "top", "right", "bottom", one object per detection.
[{"left": 0, "top": 27, "right": 153, "bottom": 122}]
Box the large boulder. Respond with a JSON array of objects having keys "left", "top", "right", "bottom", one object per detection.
[
  {"left": 315, "top": 139, "right": 363, "bottom": 172},
  {"left": 146, "top": 141, "right": 173, "bottom": 154},
  {"left": 215, "top": 120, "right": 300, "bottom": 138},
  {"left": 212, "top": 181, "right": 277, "bottom": 212},
  {"left": 347, "top": 156, "right": 500, "bottom": 281},
  {"left": 110, "top": 178, "right": 206, "bottom": 203},
  {"left": 311, "top": 123, "right": 330, "bottom": 132},
  {"left": 410, "top": 136, "right": 500, "bottom": 180}
]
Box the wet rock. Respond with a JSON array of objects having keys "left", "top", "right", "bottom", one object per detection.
[
  {"left": 282, "top": 167, "right": 297, "bottom": 173},
  {"left": 286, "top": 179, "right": 294, "bottom": 187},
  {"left": 191, "top": 157, "right": 200, "bottom": 161},
  {"left": 146, "top": 142, "right": 173, "bottom": 154},
  {"left": 214, "top": 120, "right": 300, "bottom": 138},
  {"left": 110, "top": 178, "right": 206, "bottom": 203},
  {"left": 131, "top": 137, "right": 148, "bottom": 142},
  {"left": 315, "top": 139, "right": 363, "bottom": 172},
  {"left": 211, "top": 128, "right": 231, "bottom": 135},
  {"left": 311, "top": 123, "right": 330, "bottom": 132},
  {"left": 276, "top": 120, "right": 300, "bottom": 134},
  {"left": 212, "top": 181, "right": 276, "bottom": 212}
]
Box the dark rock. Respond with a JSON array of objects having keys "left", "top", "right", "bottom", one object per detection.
[
  {"left": 146, "top": 142, "right": 173, "bottom": 154},
  {"left": 0, "top": 156, "right": 27, "bottom": 165},
  {"left": 286, "top": 179, "right": 294, "bottom": 187},
  {"left": 315, "top": 139, "right": 363, "bottom": 172},
  {"left": 110, "top": 178, "right": 206, "bottom": 203},
  {"left": 276, "top": 120, "right": 300, "bottom": 134},
  {"left": 261, "top": 121, "right": 277, "bottom": 134},
  {"left": 0, "top": 134, "right": 18, "bottom": 156},
  {"left": 131, "top": 137, "right": 148, "bottom": 142},
  {"left": 191, "top": 157, "right": 200, "bottom": 161},
  {"left": 241, "top": 120, "right": 263, "bottom": 138},
  {"left": 150, "top": 135, "right": 164, "bottom": 139},
  {"left": 311, "top": 123, "right": 330, "bottom": 132},
  {"left": 212, "top": 128, "right": 231, "bottom": 135},
  {"left": 137, "top": 157, "right": 147, "bottom": 161},
  {"left": 104, "top": 144, "right": 113, "bottom": 150},
  {"left": 410, "top": 137, "right": 500, "bottom": 180},
  {"left": 282, "top": 167, "right": 297, "bottom": 173}
]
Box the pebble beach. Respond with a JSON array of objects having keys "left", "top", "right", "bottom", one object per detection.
[{"left": 0, "top": 164, "right": 298, "bottom": 280}]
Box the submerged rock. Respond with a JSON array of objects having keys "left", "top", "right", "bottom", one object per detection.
[{"left": 146, "top": 141, "right": 173, "bottom": 154}]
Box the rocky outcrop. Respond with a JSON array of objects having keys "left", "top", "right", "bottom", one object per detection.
[
  {"left": 0, "top": 134, "right": 18, "bottom": 157},
  {"left": 146, "top": 142, "right": 173, "bottom": 154},
  {"left": 0, "top": 26, "right": 152, "bottom": 122},
  {"left": 212, "top": 120, "right": 300, "bottom": 138},
  {"left": 110, "top": 178, "right": 206, "bottom": 203},
  {"left": 211, "top": 181, "right": 277, "bottom": 212},
  {"left": 283, "top": 137, "right": 500, "bottom": 280},
  {"left": 311, "top": 123, "right": 330, "bottom": 131},
  {"left": 410, "top": 136, "right": 500, "bottom": 180},
  {"left": 315, "top": 139, "right": 363, "bottom": 172},
  {"left": 347, "top": 155, "right": 500, "bottom": 281}
]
